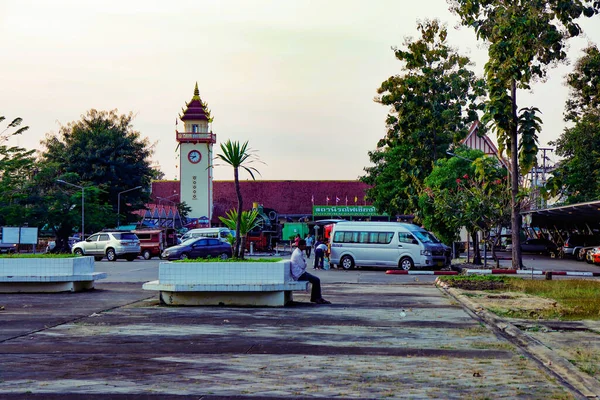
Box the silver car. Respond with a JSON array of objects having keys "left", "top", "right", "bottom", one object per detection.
[{"left": 72, "top": 231, "right": 141, "bottom": 261}]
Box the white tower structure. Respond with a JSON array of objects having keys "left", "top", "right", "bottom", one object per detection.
[{"left": 177, "top": 83, "right": 215, "bottom": 226}]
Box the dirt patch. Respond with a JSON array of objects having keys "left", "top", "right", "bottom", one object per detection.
[{"left": 444, "top": 279, "right": 508, "bottom": 291}]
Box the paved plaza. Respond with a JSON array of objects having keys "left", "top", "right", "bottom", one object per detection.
[{"left": 1, "top": 274, "right": 589, "bottom": 399}]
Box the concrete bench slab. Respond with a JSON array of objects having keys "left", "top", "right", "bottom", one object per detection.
[
  {"left": 143, "top": 260, "right": 309, "bottom": 306},
  {"left": 0, "top": 256, "right": 106, "bottom": 293}
]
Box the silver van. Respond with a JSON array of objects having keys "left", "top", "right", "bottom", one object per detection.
[
  {"left": 330, "top": 222, "right": 449, "bottom": 270},
  {"left": 180, "top": 227, "right": 234, "bottom": 243}
]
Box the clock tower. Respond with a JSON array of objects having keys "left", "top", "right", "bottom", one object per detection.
[{"left": 177, "top": 83, "right": 215, "bottom": 226}]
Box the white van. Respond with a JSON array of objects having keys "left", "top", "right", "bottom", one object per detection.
[
  {"left": 330, "top": 222, "right": 450, "bottom": 270},
  {"left": 180, "top": 227, "right": 234, "bottom": 243}
]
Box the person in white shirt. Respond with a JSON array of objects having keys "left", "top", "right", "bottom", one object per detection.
[{"left": 290, "top": 239, "right": 331, "bottom": 304}]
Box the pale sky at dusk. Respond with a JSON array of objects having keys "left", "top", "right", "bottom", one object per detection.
[{"left": 2, "top": 0, "right": 599, "bottom": 181}]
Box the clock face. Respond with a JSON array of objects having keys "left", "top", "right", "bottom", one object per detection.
[{"left": 188, "top": 150, "right": 202, "bottom": 164}]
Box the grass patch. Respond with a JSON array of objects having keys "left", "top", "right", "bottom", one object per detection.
[
  {"left": 0, "top": 253, "right": 76, "bottom": 258},
  {"left": 440, "top": 275, "right": 600, "bottom": 320},
  {"left": 570, "top": 347, "right": 600, "bottom": 377},
  {"left": 175, "top": 257, "right": 282, "bottom": 263},
  {"left": 508, "top": 279, "right": 600, "bottom": 320}
]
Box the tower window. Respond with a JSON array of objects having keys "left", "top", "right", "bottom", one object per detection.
[{"left": 192, "top": 124, "right": 199, "bottom": 133}]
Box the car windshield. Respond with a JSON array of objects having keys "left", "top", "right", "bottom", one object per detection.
[{"left": 413, "top": 231, "right": 440, "bottom": 244}]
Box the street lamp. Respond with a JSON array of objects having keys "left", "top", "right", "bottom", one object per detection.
[
  {"left": 117, "top": 186, "right": 143, "bottom": 228},
  {"left": 157, "top": 196, "right": 177, "bottom": 228},
  {"left": 446, "top": 150, "right": 473, "bottom": 162},
  {"left": 57, "top": 179, "right": 85, "bottom": 241}
]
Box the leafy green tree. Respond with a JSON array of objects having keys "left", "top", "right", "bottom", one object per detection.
[
  {"left": 215, "top": 140, "right": 262, "bottom": 258},
  {"left": 39, "top": 109, "right": 157, "bottom": 228},
  {"left": 449, "top": 0, "right": 599, "bottom": 268},
  {"left": 564, "top": 45, "right": 600, "bottom": 123},
  {"left": 219, "top": 208, "right": 260, "bottom": 259},
  {"left": 0, "top": 115, "right": 36, "bottom": 226},
  {"left": 548, "top": 110, "right": 600, "bottom": 204},
  {"left": 362, "top": 19, "right": 486, "bottom": 217},
  {"left": 546, "top": 45, "right": 600, "bottom": 204}
]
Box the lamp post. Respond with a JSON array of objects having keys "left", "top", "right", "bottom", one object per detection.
[
  {"left": 157, "top": 196, "right": 177, "bottom": 228},
  {"left": 57, "top": 179, "right": 85, "bottom": 241},
  {"left": 117, "top": 186, "right": 143, "bottom": 228}
]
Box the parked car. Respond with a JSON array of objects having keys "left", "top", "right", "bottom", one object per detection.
[
  {"left": 562, "top": 234, "right": 600, "bottom": 260},
  {"left": 519, "top": 238, "right": 558, "bottom": 254},
  {"left": 71, "top": 231, "right": 141, "bottom": 261},
  {"left": 0, "top": 243, "right": 17, "bottom": 254},
  {"left": 161, "top": 237, "right": 232, "bottom": 260},
  {"left": 585, "top": 247, "right": 600, "bottom": 264}
]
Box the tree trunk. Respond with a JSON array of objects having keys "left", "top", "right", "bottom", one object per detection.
[
  {"left": 471, "top": 231, "right": 482, "bottom": 265},
  {"left": 239, "top": 236, "right": 246, "bottom": 259},
  {"left": 234, "top": 168, "right": 242, "bottom": 258},
  {"left": 510, "top": 80, "right": 523, "bottom": 269}
]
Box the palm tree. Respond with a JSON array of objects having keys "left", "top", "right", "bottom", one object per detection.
[
  {"left": 215, "top": 140, "right": 262, "bottom": 258},
  {"left": 219, "top": 209, "right": 261, "bottom": 259}
]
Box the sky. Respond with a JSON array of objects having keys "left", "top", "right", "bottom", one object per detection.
[{"left": 2, "top": 0, "right": 599, "bottom": 182}]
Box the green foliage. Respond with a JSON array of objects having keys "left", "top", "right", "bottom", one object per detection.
[
  {"left": 450, "top": 0, "right": 599, "bottom": 268},
  {"left": 420, "top": 147, "right": 510, "bottom": 245},
  {"left": 546, "top": 45, "right": 600, "bottom": 204},
  {"left": 0, "top": 254, "right": 79, "bottom": 259},
  {"left": 564, "top": 45, "right": 600, "bottom": 122},
  {"left": 219, "top": 209, "right": 261, "bottom": 238},
  {"left": 175, "top": 257, "right": 282, "bottom": 263},
  {"left": 40, "top": 109, "right": 154, "bottom": 212},
  {"left": 215, "top": 140, "right": 262, "bottom": 258},
  {"left": 362, "top": 19, "right": 486, "bottom": 217},
  {"left": 0, "top": 115, "right": 36, "bottom": 226},
  {"left": 517, "top": 107, "right": 542, "bottom": 174},
  {"left": 547, "top": 110, "right": 600, "bottom": 203}
]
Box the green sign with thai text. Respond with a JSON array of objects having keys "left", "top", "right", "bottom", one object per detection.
[{"left": 312, "top": 205, "right": 382, "bottom": 217}]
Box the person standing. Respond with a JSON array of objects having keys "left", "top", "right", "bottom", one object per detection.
[
  {"left": 290, "top": 239, "right": 331, "bottom": 304},
  {"left": 305, "top": 233, "right": 314, "bottom": 258},
  {"left": 314, "top": 238, "right": 328, "bottom": 270}
]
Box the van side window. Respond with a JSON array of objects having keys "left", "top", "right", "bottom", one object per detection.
[
  {"left": 358, "top": 232, "right": 369, "bottom": 243},
  {"left": 398, "top": 233, "right": 416, "bottom": 244}
]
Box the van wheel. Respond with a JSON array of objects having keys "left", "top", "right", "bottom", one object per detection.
[
  {"left": 340, "top": 255, "right": 355, "bottom": 270},
  {"left": 219, "top": 253, "right": 229, "bottom": 260},
  {"left": 74, "top": 248, "right": 84, "bottom": 256},
  {"left": 576, "top": 249, "right": 585, "bottom": 261},
  {"left": 106, "top": 248, "right": 117, "bottom": 262},
  {"left": 399, "top": 257, "right": 413, "bottom": 271},
  {"left": 142, "top": 250, "right": 152, "bottom": 260}
]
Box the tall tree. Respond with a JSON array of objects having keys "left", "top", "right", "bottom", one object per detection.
[
  {"left": 39, "top": 109, "right": 157, "bottom": 227},
  {"left": 362, "top": 19, "right": 486, "bottom": 217},
  {"left": 449, "top": 0, "right": 600, "bottom": 268},
  {"left": 564, "top": 45, "right": 600, "bottom": 123},
  {"left": 0, "top": 115, "right": 35, "bottom": 226},
  {"left": 547, "top": 45, "right": 600, "bottom": 203},
  {"left": 215, "top": 140, "right": 261, "bottom": 259}
]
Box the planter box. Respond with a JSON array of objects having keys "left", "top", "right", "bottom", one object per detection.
[
  {"left": 0, "top": 256, "right": 106, "bottom": 293},
  {"left": 143, "top": 260, "right": 308, "bottom": 306}
]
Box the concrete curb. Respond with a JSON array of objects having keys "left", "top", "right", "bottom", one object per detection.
[
  {"left": 385, "top": 270, "right": 458, "bottom": 275},
  {"left": 436, "top": 278, "right": 600, "bottom": 399},
  {"left": 464, "top": 269, "right": 600, "bottom": 277}
]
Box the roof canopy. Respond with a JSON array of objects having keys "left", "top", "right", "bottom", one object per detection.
[{"left": 524, "top": 200, "right": 600, "bottom": 229}]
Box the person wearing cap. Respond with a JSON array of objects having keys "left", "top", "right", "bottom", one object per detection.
[{"left": 290, "top": 239, "right": 331, "bottom": 304}]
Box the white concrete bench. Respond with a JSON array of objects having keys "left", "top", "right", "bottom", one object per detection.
[
  {"left": 143, "top": 260, "right": 308, "bottom": 306},
  {"left": 0, "top": 256, "right": 106, "bottom": 293}
]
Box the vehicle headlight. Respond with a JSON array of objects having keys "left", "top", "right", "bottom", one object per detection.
[{"left": 421, "top": 250, "right": 432, "bottom": 256}]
